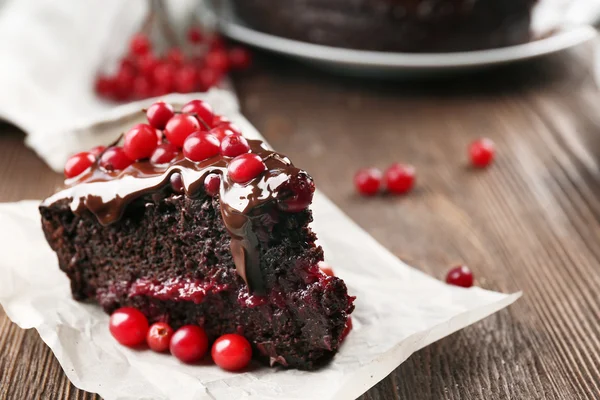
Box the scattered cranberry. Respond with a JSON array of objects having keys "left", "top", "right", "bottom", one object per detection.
[
  {"left": 170, "top": 325, "right": 209, "bottom": 363},
  {"left": 146, "top": 322, "right": 174, "bottom": 353},
  {"left": 99, "top": 146, "right": 134, "bottom": 171},
  {"left": 228, "top": 153, "right": 266, "bottom": 183},
  {"left": 129, "top": 33, "right": 151, "bottom": 56},
  {"left": 89, "top": 146, "right": 106, "bottom": 158},
  {"left": 109, "top": 307, "right": 149, "bottom": 347},
  {"left": 211, "top": 334, "right": 252, "bottom": 372},
  {"left": 445, "top": 265, "right": 474, "bottom": 288},
  {"left": 277, "top": 172, "right": 315, "bottom": 212},
  {"left": 146, "top": 101, "right": 174, "bottom": 130},
  {"left": 229, "top": 47, "right": 252, "bottom": 70},
  {"left": 222, "top": 122, "right": 242, "bottom": 136},
  {"left": 318, "top": 261, "right": 334, "bottom": 277},
  {"left": 165, "top": 114, "right": 201, "bottom": 147},
  {"left": 187, "top": 27, "right": 204, "bottom": 43},
  {"left": 220, "top": 134, "right": 250, "bottom": 157},
  {"left": 183, "top": 132, "right": 221, "bottom": 162},
  {"left": 151, "top": 142, "right": 179, "bottom": 165},
  {"left": 182, "top": 99, "right": 214, "bottom": 128},
  {"left": 204, "top": 174, "right": 221, "bottom": 197},
  {"left": 64, "top": 152, "right": 95, "bottom": 178},
  {"left": 354, "top": 168, "right": 382, "bottom": 196},
  {"left": 209, "top": 125, "right": 236, "bottom": 141},
  {"left": 469, "top": 138, "right": 495, "bottom": 168},
  {"left": 384, "top": 163, "right": 415, "bottom": 195},
  {"left": 123, "top": 123, "right": 160, "bottom": 160}
]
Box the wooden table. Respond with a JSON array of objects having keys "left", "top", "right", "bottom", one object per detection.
[{"left": 1, "top": 42, "right": 599, "bottom": 399}]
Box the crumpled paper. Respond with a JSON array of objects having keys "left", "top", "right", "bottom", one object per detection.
[{"left": 0, "top": 94, "right": 520, "bottom": 399}]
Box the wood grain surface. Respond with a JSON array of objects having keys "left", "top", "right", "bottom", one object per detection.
[{"left": 1, "top": 42, "right": 600, "bottom": 399}]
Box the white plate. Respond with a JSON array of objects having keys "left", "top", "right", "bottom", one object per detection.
[{"left": 217, "top": 9, "right": 596, "bottom": 77}]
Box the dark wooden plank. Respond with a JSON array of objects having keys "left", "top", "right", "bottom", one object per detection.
[{"left": 1, "top": 41, "right": 599, "bottom": 399}]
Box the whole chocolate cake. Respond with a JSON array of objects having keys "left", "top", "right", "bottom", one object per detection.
[
  {"left": 39, "top": 100, "right": 354, "bottom": 370},
  {"left": 230, "top": 0, "right": 537, "bottom": 52}
]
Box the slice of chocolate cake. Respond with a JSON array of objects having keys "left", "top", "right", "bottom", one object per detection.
[{"left": 39, "top": 100, "right": 354, "bottom": 370}]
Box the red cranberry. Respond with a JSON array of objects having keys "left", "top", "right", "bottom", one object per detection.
[
  {"left": 469, "top": 138, "right": 495, "bottom": 168},
  {"left": 138, "top": 53, "right": 159, "bottom": 78},
  {"left": 89, "top": 146, "right": 106, "bottom": 158},
  {"left": 146, "top": 101, "right": 174, "bottom": 130},
  {"left": 123, "top": 123, "right": 160, "bottom": 160},
  {"left": 220, "top": 134, "right": 250, "bottom": 157},
  {"left": 170, "top": 325, "right": 209, "bottom": 363},
  {"left": 277, "top": 172, "right": 315, "bottom": 212},
  {"left": 446, "top": 265, "right": 474, "bottom": 288},
  {"left": 318, "top": 261, "right": 334, "bottom": 277},
  {"left": 354, "top": 168, "right": 382, "bottom": 196},
  {"left": 129, "top": 33, "right": 151, "bottom": 56},
  {"left": 64, "top": 152, "right": 95, "bottom": 178},
  {"left": 133, "top": 77, "right": 151, "bottom": 99},
  {"left": 198, "top": 68, "right": 222, "bottom": 91},
  {"left": 109, "top": 307, "right": 149, "bottom": 347},
  {"left": 166, "top": 48, "right": 184, "bottom": 66},
  {"left": 209, "top": 35, "right": 226, "bottom": 50},
  {"left": 95, "top": 75, "right": 114, "bottom": 97},
  {"left": 113, "top": 67, "right": 135, "bottom": 100},
  {"left": 223, "top": 122, "right": 242, "bottom": 136},
  {"left": 170, "top": 173, "right": 185, "bottom": 193},
  {"left": 229, "top": 47, "right": 252, "bottom": 70},
  {"left": 209, "top": 125, "right": 236, "bottom": 141},
  {"left": 211, "top": 334, "right": 252, "bottom": 372},
  {"left": 146, "top": 322, "right": 174, "bottom": 353},
  {"left": 187, "top": 27, "right": 204, "bottom": 43},
  {"left": 182, "top": 99, "right": 214, "bottom": 128},
  {"left": 151, "top": 142, "right": 179, "bottom": 165},
  {"left": 212, "top": 115, "right": 231, "bottom": 127},
  {"left": 165, "top": 114, "right": 201, "bottom": 147},
  {"left": 153, "top": 63, "right": 176, "bottom": 92},
  {"left": 228, "top": 153, "right": 266, "bottom": 183},
  {"left": 205, "top": 50, "right": 230, "bottom": 73},
  {"left": 174, "top": 65, "right": 198, "bottom": 93},
  {"left": 99, "top": 146, "right": 134, "bottom": 171},
  {"left": 384, "top": 163, "right": 415, "bottom": 195},
  {"left": 183, "top": 132, "right": 221, "bottom": 162},
  {"left": 204, "top": 174, "right": 221, "bottom": 197}
]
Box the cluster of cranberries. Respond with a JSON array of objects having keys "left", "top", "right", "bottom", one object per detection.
[
  {"left": 95, "top": 29, "right": 252, "bottom": 102},
  {"left": 354, "top": 138, "right": 495, "bottom": 196},
  {"left": 109, "top": 307, "right": 252, "bottom": 371},
  {"left": 64, "top": 99, "right": 267, "bottom": 187}
]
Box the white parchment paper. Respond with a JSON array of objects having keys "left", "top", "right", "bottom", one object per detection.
[{"left": 0, "top": 92, "right": 520, "bottom": 399}]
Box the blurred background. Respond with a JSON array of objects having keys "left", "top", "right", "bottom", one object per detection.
[{"left": 2, "top": 0, "right": 600, "bottom": 399}]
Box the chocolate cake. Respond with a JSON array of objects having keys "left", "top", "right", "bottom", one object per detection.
[
  {"left": 230, "top": 0, "right": 537, "bottom": 52},
  {"left": 40, "top": 100, "right": 354, "bottom": 370}
]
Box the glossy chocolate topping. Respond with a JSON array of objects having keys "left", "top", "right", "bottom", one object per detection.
[{"left": 42, "top": 139, "right": 312, "bottom": 295}]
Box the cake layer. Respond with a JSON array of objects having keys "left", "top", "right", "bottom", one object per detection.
[
  {"left": 231, "top": 0, "right": 536, "bottom": 52},
  {"left": 40, "top": 192, "right": 354, "bottom": 369}
]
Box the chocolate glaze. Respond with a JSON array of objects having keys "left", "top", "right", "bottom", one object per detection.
[{"left": 42, "top": 139, "right": 311, "bottom": 295}]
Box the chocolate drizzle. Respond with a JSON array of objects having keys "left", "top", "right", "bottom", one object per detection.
[{"left": 42, "top": 140, "right": 308, "bottom": 295}]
